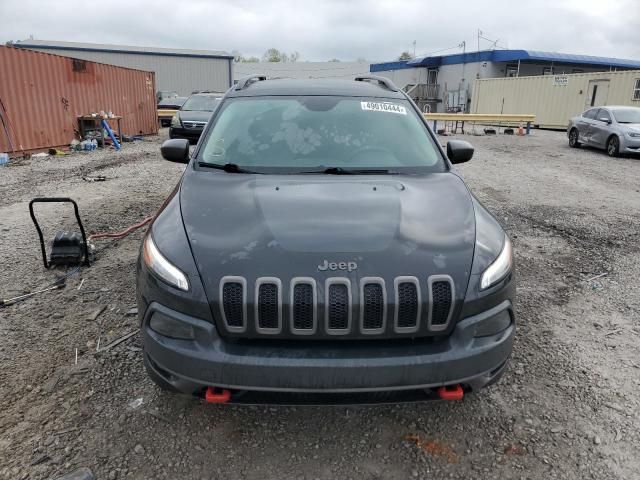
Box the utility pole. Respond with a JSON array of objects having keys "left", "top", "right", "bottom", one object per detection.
[
  {"left": 412, "top": 40, "right": 416, "bottom": 58},
  {"left": 459, "top": 40, "right": 466, "bottom": 112}
]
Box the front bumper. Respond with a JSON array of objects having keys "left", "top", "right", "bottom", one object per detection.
[
  {"left": 169, "top": 126, "right": 203, "bottom": 141},
  {"left": 142, "top": 299, "right": 515, "bottom": 395},
  {"left": 621, "top": 137, "right": 640, "bottom": 154}
]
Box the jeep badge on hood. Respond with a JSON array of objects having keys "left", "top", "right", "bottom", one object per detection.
[{"left": 317, "top": 260, "right": 358, "bottom": 272}]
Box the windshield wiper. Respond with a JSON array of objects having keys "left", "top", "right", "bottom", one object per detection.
[
  {"left": 299, "top": 166, "right": 395, "bottom": 175},
  {"left": 197, "top": 162, "right": 261, "bottom": 174}
]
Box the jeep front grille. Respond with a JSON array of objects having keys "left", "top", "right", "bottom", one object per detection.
[{"left": 218, "top": 275, "right": 454, "bottom": 338}]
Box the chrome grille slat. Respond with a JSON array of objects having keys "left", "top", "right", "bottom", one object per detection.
[
  {"left": 219, "top": 276, "right": 247, "bottom": 332},
  {"left": 428, "top": 275, "right": 455, "bottom": 332},
  {"left": 360, "top": 277, "right": 386, "bottom": 334},
  {"left": 290, "top": 277, "right": 317, "bottom": 334},
  {"left": 325, "top": 278, "right": 351, "bottom": 335},
  {"left": 394, "top": 276, "right": 421, "bottom": 333},
  {"left": 255, "top": 277, "right": 282, "bottom": 334}
]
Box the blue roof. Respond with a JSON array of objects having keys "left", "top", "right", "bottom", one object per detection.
[{"left": 370, "top": 49, "right": 640, "bottom": 72}]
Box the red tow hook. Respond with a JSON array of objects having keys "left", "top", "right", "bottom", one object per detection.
[
  {"left": 437, "top": 384, "right": 464, "bottom": 401},
  {"left": 205, "top": 387, "right": 232, "bottom": 404}
]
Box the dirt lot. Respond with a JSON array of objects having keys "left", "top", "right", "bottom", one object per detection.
[{"left": 1, "top": 129, "right": 639, "bottom": 479}]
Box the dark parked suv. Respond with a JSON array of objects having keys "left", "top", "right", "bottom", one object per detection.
[
  {"left": 138, "top": 75, "right": 515, "bottom": 404},
  {"left": 169, "top": 92, "right": 222, "bottom": 142}
]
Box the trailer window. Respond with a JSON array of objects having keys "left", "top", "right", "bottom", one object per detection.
[
  {"left": 505, "top": 64, "right": 518, "bottom": 77},
  {"left": 633, "top": 79, "right": 640, "bottom": 101}
]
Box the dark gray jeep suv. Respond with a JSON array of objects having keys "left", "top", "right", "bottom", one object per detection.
[{"left": 137, "top": 75, "right": 515, "bottom": 404}]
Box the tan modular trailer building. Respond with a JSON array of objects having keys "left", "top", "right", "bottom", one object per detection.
[{"left": 471, "top": 70, "right": 640, "bottom": 129}]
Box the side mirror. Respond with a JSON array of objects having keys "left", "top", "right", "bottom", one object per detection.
[
  {"left": 446, "top": 140, "right": 474, "bottom": 164},
  {"left": 599, "top": 117, "right": 611, "bottom": 124},
  {"left": 160, "top": 139, "right": 190, "bottom": 163}
]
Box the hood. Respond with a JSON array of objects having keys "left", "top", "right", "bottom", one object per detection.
[
  {"left": 622, "top": 123, "right": 640, "bottom": 132},
  {"left": 180, "top": 170, "right": 476, "bottom": 301},
  {"left": 178, "top": 110, "right": 213, "bottom": 123}
]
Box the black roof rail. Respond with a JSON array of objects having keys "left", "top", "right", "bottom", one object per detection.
[
  {"left": 354, "top": 75, "right": 399, "bottom": 92},
  {"left": 235, "top": 75, "right": 267, "bottom": 91}
]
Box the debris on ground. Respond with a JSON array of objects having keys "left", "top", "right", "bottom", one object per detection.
[
  {"left": 97, "top": 330, "right": 138, "bottom": 352},
  {"left": 405, "top": 434, "right": 459, "bottom": 463},
  {"left": 52, "top": 467, "right": 95, "bottom": 480},
  {"left": 128, "top": 397, "right": 145, "bottom": 410},
  {"left": 82, "top": 175, "right": 107, "bottom": 182},
  {"left": 503, "top": 444, "right": 527, "bottom": 456},
  {"left": 87, "top": 305, "right": 107, "bottom": 322}
]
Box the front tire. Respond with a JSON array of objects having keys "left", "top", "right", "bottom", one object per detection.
[
  {"left": 607, "top": 135, "right": 620, "bottom": 157},
  {"left": 569, "top": 128, "right": 581, "bottom": 148}
]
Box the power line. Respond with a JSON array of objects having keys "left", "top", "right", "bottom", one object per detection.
[{"left": 413, "top": 43, "right": 465, "bottom": 59}]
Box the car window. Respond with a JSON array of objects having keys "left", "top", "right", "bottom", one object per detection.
[
  {"left": 582, "top": 109, "right": 598, "bottom": 119},
  {"left": 181, "top": 96, "right": 221, "bottom": 112},
  {"left": 611, "top": 108, "right": 640, "bottom": 124},
  {"left": 198, "top": 96, "right": 445, "bottom": 174},
  {"left": 596, "top": 109, "right": 611, "bottom": 123}
]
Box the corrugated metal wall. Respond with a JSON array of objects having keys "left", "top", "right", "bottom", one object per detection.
[
  {"left": 25, "top": 47, "right": 232, "bottom": 96},
  {"left": 0, "top": 46, "right": 157, "bottom": 154},
  {"left": 471, "top": 70, "right": 640, "bottom": 129},
  {"left": 234, "top": 62, "right": 370, "bottom": 81}
]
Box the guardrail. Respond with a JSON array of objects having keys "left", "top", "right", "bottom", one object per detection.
[{"left": 424, "top": 113, "right": 536, "bottom": 134}]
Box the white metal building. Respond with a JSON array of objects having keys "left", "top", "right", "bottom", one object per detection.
[
  {"left": 13, "top": 39, "right": 234, "bottom": 96},
  {"left": 233, "top": 61, "right": 371, "bottom": 82},
  {"left": 471, "top": 69, "right": 640, "bottom": 129},
  {"left": 370, "top": 50, "right": 640, "bottom": 113}
]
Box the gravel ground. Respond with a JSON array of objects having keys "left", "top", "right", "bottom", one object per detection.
[{"left": 1, "top": 129, "right": 639, "bottom": 479}]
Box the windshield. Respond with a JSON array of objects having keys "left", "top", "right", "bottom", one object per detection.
[
  {"left": 182, "top": 95, "right": 221, "bottom": 112},
  {"left": 611, "top": 108, "right": 640, "bottom": 124},
  {"left": 198, "top": 96, "right": 445, "bottom": 173},
  {"left": 158, "top": 97, "right": 186, "bottom": 108}
]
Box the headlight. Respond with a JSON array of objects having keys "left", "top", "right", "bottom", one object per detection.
[
  {"left": 170, "top": 115, "right": 181, "bottom": 127},
  {"left": 143, "top": 234, "right": 189, "bottom": 291},
  {"left": 627, "top": 132, "right": 640, "bottom": 138},
  {"left": 480, "top": 236, "right": 513, "bottom": 290}
]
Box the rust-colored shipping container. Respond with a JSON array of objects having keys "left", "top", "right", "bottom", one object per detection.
[{"left": 0, "top": 45, "right": 157, "bottom": 154}]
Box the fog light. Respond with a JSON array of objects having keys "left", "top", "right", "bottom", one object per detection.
[
  {"left": 473, "top": 310, "right": 511, "bottom": 337},
  {"left": 149, "top": 312, "right": 195, "bottom": 340}
]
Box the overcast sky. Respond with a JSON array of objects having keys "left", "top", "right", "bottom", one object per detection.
[{"left": 2, "top": 0, "right": 639, "bottom": 62}]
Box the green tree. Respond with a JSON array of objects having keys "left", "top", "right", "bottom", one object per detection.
[
  {"left": 288, "top": 51, "right": 300, "bottom": 63},
  {"left": 263, "top": 48, "right": 284, "bottom": 62},
  {"left": 262, "top": 49, "right": 301, "bottom": 63},
  {"left": 398, "top": 51, "right": 413, "bottom": 61},
  {"left": 232, "top": 51, "right": 261, "bottom": 63}
]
